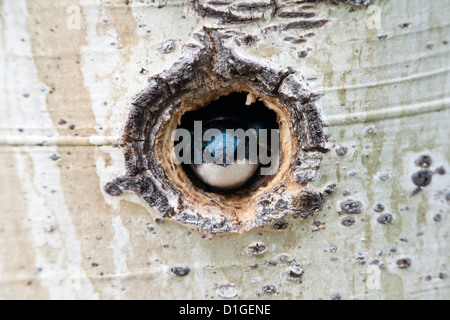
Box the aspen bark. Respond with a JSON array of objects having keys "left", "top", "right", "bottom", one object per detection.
[{"left": 0, "top": 0, "right": 449, "bottom": 299}]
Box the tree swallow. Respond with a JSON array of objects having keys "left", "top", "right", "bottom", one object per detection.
[{"left": 189, "top": 116, "right": 263, "bottom": 191}]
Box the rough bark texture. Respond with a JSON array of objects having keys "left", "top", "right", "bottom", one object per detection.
[
  {"left": 0, "top": 0, "right": 449, "bottom": 300},
  {"left": 108, "top": 27, "right": 329, "bottom": 233}
]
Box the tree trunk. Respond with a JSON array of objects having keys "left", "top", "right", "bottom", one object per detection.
[{"left": 0, "top": 0, "right": 449, "bottom": 300}]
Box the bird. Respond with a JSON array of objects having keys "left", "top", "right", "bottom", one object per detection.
[{"left": 189, "top": 116, "right": 264, "bottom": 191}]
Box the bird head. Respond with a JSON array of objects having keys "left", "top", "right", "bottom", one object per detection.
[{"left": 194, "top": 116, "right": 260, "bottom": 167}]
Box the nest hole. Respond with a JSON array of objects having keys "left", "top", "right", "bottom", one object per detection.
[{"left": 175, "top": 92, "right": 280, "bottom": 197}]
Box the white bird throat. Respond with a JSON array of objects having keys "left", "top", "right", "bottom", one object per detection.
[{"left": 190, "top": 159, "right": 259, "bottom": 190}]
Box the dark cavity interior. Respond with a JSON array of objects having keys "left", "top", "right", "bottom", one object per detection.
[{"left": 177, "top": 92, "right": 280, "bottom": 196}]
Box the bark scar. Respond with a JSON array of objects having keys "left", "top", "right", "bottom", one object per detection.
[{"left": 106, "top": 26, "right": 333, "bottom": 234}]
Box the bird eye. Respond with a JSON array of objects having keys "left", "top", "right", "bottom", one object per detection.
[{"left": 176, "top": 92, "right": 280, "bottom": 194}]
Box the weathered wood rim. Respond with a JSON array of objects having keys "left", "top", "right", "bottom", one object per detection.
[{"left": 106, "top": 28, "right": 332, "bottom": 233}]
